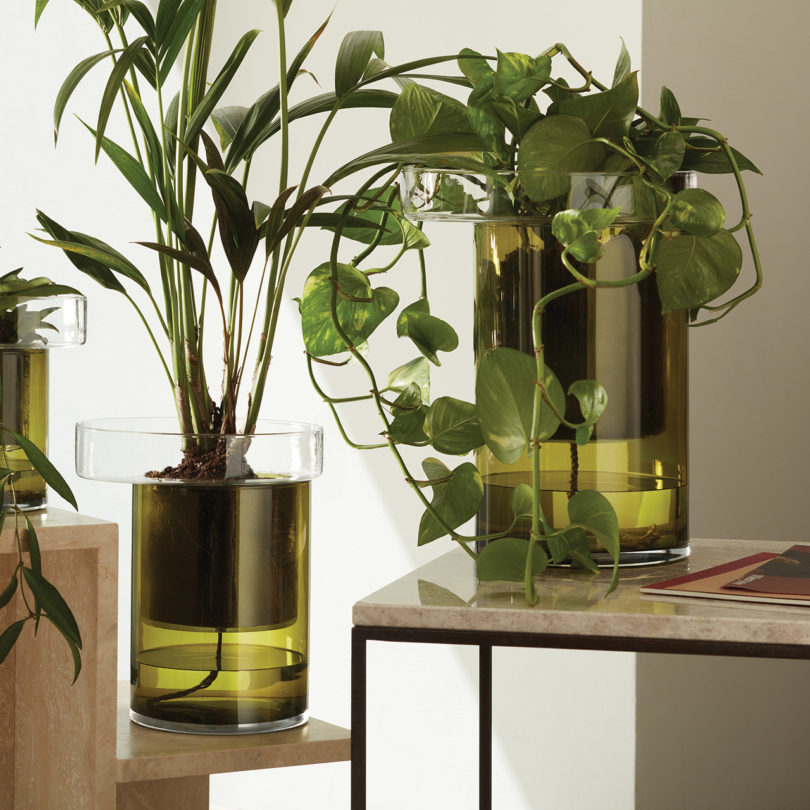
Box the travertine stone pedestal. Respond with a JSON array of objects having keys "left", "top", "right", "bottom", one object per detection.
[
  {"left": 0, "top": 509, "right": 118, "bottom": 810},
  {"left": 1, "top": 510, "right": 351, "bottom": 809}
]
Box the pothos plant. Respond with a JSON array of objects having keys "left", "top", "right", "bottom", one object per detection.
[
  {"left": 0, "top": 271, "right": 84, "bottom": 680},
  {"left": 298, "top": 42, "right": 762, "bottom": 604},
  {"left": 30, "top": 0, "right": 484, "bottom": 467}
]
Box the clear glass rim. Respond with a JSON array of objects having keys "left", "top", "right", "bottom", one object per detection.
[{"left": 76, "top": 417, "right": 323, "bottom": 440}]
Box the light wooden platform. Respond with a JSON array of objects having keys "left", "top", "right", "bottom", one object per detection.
[
  {"left": 116, "top": 684, "right": 351, "bottom": 784},
  {"left": 1, "top": 509, "right": 351, "bottom": 809}
]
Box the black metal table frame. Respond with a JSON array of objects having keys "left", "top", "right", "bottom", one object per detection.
[{"left": 350, "top": 624, "right": 810, "bottom": 810}]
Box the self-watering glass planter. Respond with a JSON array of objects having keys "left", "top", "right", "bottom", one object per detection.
[
  {"left": 76, "top": 418, "right": 323, "bottom": 735},
  {"left": 402, "top": 168, "right": 691, "bottom": 565},
  {"left": 1, "top": 295, "right": 86, "bottom": 509}
]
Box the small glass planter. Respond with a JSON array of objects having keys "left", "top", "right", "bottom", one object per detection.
[
  {"left": 76, "top": 418, "right": 323, "bottom": 735},
  {"left": 1, "top": 295, "right": 86, "bottom": 509},
  {"left": 401, "top": 168, "right": 692, "bottom": 565}
]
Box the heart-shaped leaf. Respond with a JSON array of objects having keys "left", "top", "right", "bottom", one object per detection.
[
  {"left": 301, "top": 263, "right": 399, "bottom": 356},
  {"left": 668, "top": 188, "right": 725, "bottom": 237},
  {"left": 396, "top": 299, "right": 459, "bottom": 365},
  {"left": 477, "top": 537, "right": 547, "bottom": 582},
  {"left": 425, "top": 397, "right": 483, "bottom": 454},
  {"left": 388, "top": 383, "right": 429, "bottom": 445},
  {"left": 390, "top": 83, "right": 472, "bottom": 141},
  {"left": 553, "top": 72, "right": 639, "bottom": 141},
  {"left": 387, "top": 358, "right": 430, "bottom": 403},
  {"left": 418, "top": 459, "right": 483, "bottom": 545},
  {"left": 655, "top": 230, "right": 742, "bottom": 312},
  {"left": 510, "top": 483, "right": 533, "bottom": 520},
  {"left": 518, "top": 115, "right": 605, "bottom": 201},
  {"left": 494, "top": 51, "right": 551, "bottom": 102}
]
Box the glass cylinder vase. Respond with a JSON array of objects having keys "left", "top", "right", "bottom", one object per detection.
[
  {"left": 401, "top": 168, "right": 691, "bottom": 565},
  {"left": 76, "top": 418, "right": 323, "bottom": 734},
  {"left": 0, "top": 294, "right": 86, "bottom": 509}
]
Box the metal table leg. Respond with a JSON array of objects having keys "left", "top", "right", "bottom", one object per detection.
[
  {"left": 351, "top": 627, "right": 367, "bottom": 810},
  {"left": 479, "top": 643, "right": 493, "bottom": 810}
]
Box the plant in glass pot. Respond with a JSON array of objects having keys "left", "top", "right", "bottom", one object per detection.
[
  {"left": 31, "top": 0, "right": 485, "bottom": 733},
  {"left": 0, "top": 270, "right": 86, "bottom": 679},
  {"left": 299, "top": 42, "right": 762, "bottom": 605}
]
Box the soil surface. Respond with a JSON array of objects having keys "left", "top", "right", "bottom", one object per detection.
[{"left": 146, "top": 440, "right": 256, "bottom": 481}]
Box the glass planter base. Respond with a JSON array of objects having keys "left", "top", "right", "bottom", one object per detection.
[
  {"left": 129, "top": 709, "right": 308, "bottom": 736},
  {"left": 588, "top": 546, "right": 690, "bottom": 567}
]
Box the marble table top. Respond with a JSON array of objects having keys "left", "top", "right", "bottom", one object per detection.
[{"left": 353, "top": 539, "right": 810, "bottom": 650}]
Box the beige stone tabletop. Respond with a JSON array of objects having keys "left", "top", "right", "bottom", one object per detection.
[{"left": 353, "top": 538, "right": 810, "bottom": 648}]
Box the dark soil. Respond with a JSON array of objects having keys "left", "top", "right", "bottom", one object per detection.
[{"left": 146, "top": 439, "right": 256, "bottom": 481}]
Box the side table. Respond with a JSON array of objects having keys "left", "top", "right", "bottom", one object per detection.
[
  {"left": 351, "top": 539, "right": 810, "bottom": 810},
  {"left": 1, "top": 509, "right": 351, "bottom": 809}
]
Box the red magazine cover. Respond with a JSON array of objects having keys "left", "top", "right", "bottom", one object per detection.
[{"left": 640, "top": 547, "right": 810, "bottom": 606}]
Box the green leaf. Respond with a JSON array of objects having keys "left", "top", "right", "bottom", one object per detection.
[
  {"left": 518, "top": 115, "right": 605, "bottom": 202},
  {"left": 417, "top": 459, "right": 483, "bottom": 545},
  {"left": 273, "top": 0, "right": 293, "bottom": 18},
  {"left": 335, "top": 30, "right": 385, "bottom": 98},
  {"left": 95, "top": 36, "right": 149, "bottom": 160},
  {"left": 321, "top": 189, "right": 403, "bottom": 245},
  {"left": 24, "top": 514, "right": 42, "bottom": 579},
  {"left": 266, "top": 185, "right": 329, "bottom": 258},
  {"left": 388, "top": 384, "right": 428, "bottom": 445},
  {"left": 551, "top": 207, "right": 620, "bottom": 263},
  {"left": 137, "top": 241, "right": 222, "bottom": 305},
  {"left": 301, "top": 263, "right": 399, "bottom": 356},
  {"left": 390, "top": 83, "right": 472, "bottom": 141},
  {"left": 668, "top": 188, "right": 725, "bottom": 237},
  {"left": 35, "top": 0, "right": 50, "bottom": 26},
  {"left": 510, "top": 483, "right": 533, "bottom": 519},
  {"left": 387, "top": 358, "right": 430, "bottom": 402},
  {"left": 396, "top": 299, "right": 458, "bottom": 365},
  {"left": 0, "top": 573, "right": 18, "bottom": 611},
  {"left": 157, "top": 0, "right": 204, "bottom": 84},
  {"left": 553, "top": 72, "right": 639, "bottom": 141},
  {"left": 568, "top": 380, "right": 608, "bottom": 445},
  {"left": 457, "top": 48, "right": 493, "bottom": 84},
  {"left": 612, "top": 39, "right": 631, "bottom": 87},
  {"left": 655, "top": 229, "right": 742, "bottom": 311},
  {"left": 53, "top": 49, "right": 118, "bottom": 142},
  {"left": 22, "top": 568, "right": 82, "bottom": 648},
  {"left": 476, "top": 348, "right": 533, "bottom": 464},
  {"left": 477, "top": 537, "right": 547, "bottom": 582},
  {"left": 324, "top": 133, "right": 487, "bottom": 187},
  {"left": 465, "top": 75, "right": 506, "bottom": 158},
  {"left": 425, "top": 397, "right": 483, "bottom": 455},
  {"left": 212, "top": 105, "right": 248, "bottom": 150},
  {"left": 653, "top": 131, "right": 685, "bottom": 179},
  {"left": 98, "top": 0, "right": 154, "bottom": 34},
  {"left": 203, "top": 169, "right": 260, "bottom": 282},
  {"left": 681, "top": 138, "right": 762, "bottom": 175},
  {"left": 0, "top": 620, "right": 26, "bottom": 666},
  {"left": 659, "top": 86, "right": 681, "bottom": 126},
  {"left": 567, "top": 490, "right": 620, "bottom": 562},
  {"left": 79, "top": 119, "right": 167, "bottom": 222},
  {"left": 184, "top": 30, "right": 261, "bottom": 145},
  {"left": 5, "top": 429, "right": 77, "bottom": 509},
  {"left": 494, "top": 51, "right": 550, "bottom": 102},
  {"left": 33, "top": 214, "right": 149, "bottom": 294},
  {"left": 123, "top": 81, "right": 165, "bottom": 188}
]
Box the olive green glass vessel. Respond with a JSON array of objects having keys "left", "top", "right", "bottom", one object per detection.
[
  {"left": 401, "top": 169, "right": 691, "bottom": 565},
  {"left": 0, "top": 294, "right": 85, "bottom": 510},
  {"left": 76, "top": 418, "right": 323, "bottom": 734}
]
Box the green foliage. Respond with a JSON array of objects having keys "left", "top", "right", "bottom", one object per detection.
[{"left": 301, "top": 35, "right": 763, "bottom": 609}]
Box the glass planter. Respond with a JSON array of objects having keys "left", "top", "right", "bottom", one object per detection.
[
  {"left": 1, "top": 295, "right": 86, "bottom": 509},
  {"left": 76, "top": 418, "right": 323, "bottom": 734},
  {"left": 401, "top": 169, "right": 691, "bottom": 565}
]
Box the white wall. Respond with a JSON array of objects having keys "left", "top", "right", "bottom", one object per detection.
[{"left": 3, "top": 3, "right": 640, "bottom": 808}]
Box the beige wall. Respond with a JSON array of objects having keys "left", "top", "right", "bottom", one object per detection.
[
  {"left": 642, "top": 0, "right": 810, "bottom": 542},
  {"left": 638, "top": 3, "right": 810, "bottom": 807}
]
